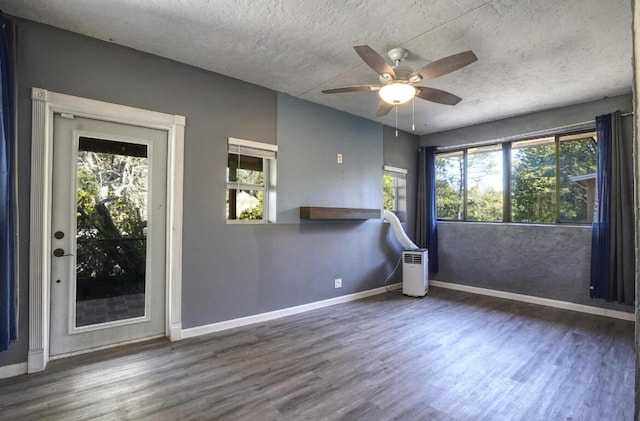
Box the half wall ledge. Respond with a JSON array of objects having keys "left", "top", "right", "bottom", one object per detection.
[{"left": 299, "top": 207, "right": 381, "bottom": 220}]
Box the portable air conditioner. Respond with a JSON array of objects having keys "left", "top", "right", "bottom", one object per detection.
[{"left": 402, "top": 249, "right": 428, "bottom": 297}]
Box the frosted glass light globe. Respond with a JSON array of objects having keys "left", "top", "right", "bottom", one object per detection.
[{"left": 379, "top": 83, "right": 415, "bottom": 105}]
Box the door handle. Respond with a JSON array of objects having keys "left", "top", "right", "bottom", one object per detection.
[{"left": 53, "top": 248, "right": 73, "bottom": 257}]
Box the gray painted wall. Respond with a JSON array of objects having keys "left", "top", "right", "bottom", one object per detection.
[
  {"left": 436, "top": 222, "right": 629, "bottom": 311},
  {"left": 277, "top": 93, "right": 383, "bottom": 223},
  {"left": 1, "top": 18, "right": 419, "bottom": 367},
  {"left": 422, "top": 96, "right": 634, "bottom": 313},
  {"left": 424, "top": 94, "right": 632, "bottom": 148}
]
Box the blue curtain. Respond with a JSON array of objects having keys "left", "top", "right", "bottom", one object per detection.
[
  {"left": 590, "top": 111, "right": 634, "bottom": 304},
  {"left": 416, "top": 147, "right": 438, "bottom": 273},
  {"left": 0, "top": 11, "right": 16, "bottom": 352}
]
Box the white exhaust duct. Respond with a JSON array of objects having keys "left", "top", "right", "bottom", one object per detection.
[
  {"left": 383, "top": 209, "right": 418, "bottom": 250},
  {"left": 383, "top": 210, "right": 428, "bottom": 297}
]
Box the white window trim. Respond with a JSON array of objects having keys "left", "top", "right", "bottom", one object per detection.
[
  {"left": 227, "top": 137, "right": 277, "bottom": 223},
  {"left": 383, "top": 165, "right": 408, "bottom": 176},
  {"left": 228, "top": 137, "right": 278, "bottom": 152},
  {"left": 29, "top": 88, "right": 185, "bottom": 373},
  {"left": 226, "top": 182, "right": 266, "bottom": 191}
]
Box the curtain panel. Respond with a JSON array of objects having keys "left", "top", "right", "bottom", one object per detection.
[
  {"left": 416, "top": 147, "right": 438, "bottom": 273},
  {"left": 0, "top": 11, "right": 16, "bottom": 351},
  {"left": 590, "top": 111, "right": 634, "bottom": 305}
]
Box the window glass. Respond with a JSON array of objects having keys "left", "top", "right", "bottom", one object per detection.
[
  {"left": 382, "top": 166, "right": 407, "bottom": 220},
  {"left": 382, "top": 174, "right": 396, "bottom": 212},
  {"left": 227, "top": 153, "right": 264, "bottom": 186},
  {"left": 433, "top": 130, "right": 596, "bottom": 225},
  {"left": 435, "top": 151, "right": 464, "bottom": 220},
  {"left": 226, "top": 139, "right": 276, "bottom": 223},
  {"left": 511, "top": 137, "right": 556, "bottom": 223},
  {"left": 467, "top": 145, "right": 503, "bottom": 222},
  {"left": 227, "top": 153, "right": 265, "bottom": 221},
  {"left": 226, "top": 189, "right": 264, "bottom": 221},
  {"left": 559, "top": 132, "right": 597, "bottom": 223}
]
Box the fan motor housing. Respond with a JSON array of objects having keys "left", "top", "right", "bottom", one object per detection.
[{"left": 380, "top": 66, "right": 412, "bottom": 84}]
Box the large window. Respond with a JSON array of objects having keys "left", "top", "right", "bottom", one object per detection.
[
  {"left": 226, "top": 138, "right": 277, "bottom": 223},
  {"left": 436, "top": 130, "right": 597, "bottom": 224},
  {"left": 382, "top": 166, "right": 407, "bottom": 219}
]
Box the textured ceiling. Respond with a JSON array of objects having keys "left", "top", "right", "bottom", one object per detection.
[{"left": 1, "top": 0, "right": 632, "bottom": 135}]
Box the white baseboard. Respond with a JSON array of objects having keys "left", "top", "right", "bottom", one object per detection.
[
  {"left": 182, "top": 283, "right": 402, "bottom": 339},
  {"left": 429, "top": 280, "right": 635, "bottom": 321},
  {"left": 0, "top": 362, "right": 27, "bottom": 379}
]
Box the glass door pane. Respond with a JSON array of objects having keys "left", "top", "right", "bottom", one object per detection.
[{"left": 75, "top": 137, "right": 148, "bottom": 327}]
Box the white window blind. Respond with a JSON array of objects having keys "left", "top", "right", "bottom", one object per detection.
[{"left": 228, "top": 137, "right": 277, "bottom": 159}]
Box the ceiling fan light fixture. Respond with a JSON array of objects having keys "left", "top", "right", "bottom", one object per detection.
[{"left": 379, "top": 82, "right": 415, "bottom": 105}]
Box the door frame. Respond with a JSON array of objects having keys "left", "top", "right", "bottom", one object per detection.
[{"left": 28, "top": 88, "right": 185, "bottom": 373}]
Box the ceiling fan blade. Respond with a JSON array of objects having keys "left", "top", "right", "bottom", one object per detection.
[
  {"left": 322, "top": 85, "right": 380, "bottom": 94},
  {"left": 415, "top": 87, "right": 462, "bottom": 105},
  {"left": 410, "top": 50, "right": 477, "bottom": 82},
  {"left": 353, "top": 45, "right": 396, "bottom": 80},
  {"left": 376, "top": 101, "right": 393, "bottom": 117}
]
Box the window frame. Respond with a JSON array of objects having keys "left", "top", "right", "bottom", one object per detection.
[
  {"left": 435, "top": 129, "right": 597, "bottom": 225},
  {"left": 383, "top": 165, "right": 408, "bottom": 219},
  {"left": 226, "top": 137, "right": 277, "bottom": 224}
]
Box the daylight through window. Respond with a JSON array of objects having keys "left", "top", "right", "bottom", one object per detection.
[
  {"left": 226, "top": 138, "right": 277, "bottom": 223},
  {"left": 467, "top": 144, "right": 503, "bottom": 222},
  {"left": 435, "top": 130, "right": 597, "bottom": 224},
  {"left": 435, "top": 151, "right": 464, "bottom": 220},
  {"left": 383, "top": 166, "right": 407, "bottom": 220}
]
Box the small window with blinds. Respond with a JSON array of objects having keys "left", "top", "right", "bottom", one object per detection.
[{"left": 226, "top": 137, "right": 277, "bottom": 223}]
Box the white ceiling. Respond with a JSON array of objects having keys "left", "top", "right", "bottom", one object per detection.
[{"left": 1, "top": 0, "right": 632, "bottom": 135}]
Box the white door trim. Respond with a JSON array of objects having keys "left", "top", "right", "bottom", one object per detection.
[{"left": 28, "top": 88, "right": 185, "bottom": 373}]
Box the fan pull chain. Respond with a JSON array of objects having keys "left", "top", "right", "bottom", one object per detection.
[
  {"left": 412, "top": 96, "right": 415, "bottom": 132},
  {"left": 395, "top": 105, "right": 398, "bottom": 137}
]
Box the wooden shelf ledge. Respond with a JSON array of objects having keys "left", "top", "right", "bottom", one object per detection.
[{"left": 299, "top": 207, "right": 381, "bottom": 220}]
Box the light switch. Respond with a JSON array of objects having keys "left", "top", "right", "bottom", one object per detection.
[{"left": 337, "top": 153, "right": 343, "bottom": 164}]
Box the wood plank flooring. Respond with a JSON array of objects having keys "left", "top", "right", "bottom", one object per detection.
[{"left": 0, "top": 287, "right": 634, "bottom": 420}]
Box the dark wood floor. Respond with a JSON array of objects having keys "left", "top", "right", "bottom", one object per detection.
[{"left": 0, "top": 287, "right": 634, "bottom": 420}]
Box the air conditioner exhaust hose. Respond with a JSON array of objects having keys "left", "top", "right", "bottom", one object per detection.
[{"left": 383, "top": 209, "right": 418, "bottom": 250}]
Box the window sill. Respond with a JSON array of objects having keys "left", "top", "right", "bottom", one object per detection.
[
  {"left": 226, "top": 220, "right": 270, "bottom": 225},
  {"left": 437, "top": 220, "right": 591, "bottom": 228}
]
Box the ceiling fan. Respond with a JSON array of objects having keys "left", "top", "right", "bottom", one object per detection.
[{"left": 322, "top": 45, "right": 477, "bottom": 117}]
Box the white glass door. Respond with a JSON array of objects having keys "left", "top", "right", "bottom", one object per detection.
[{"left": 50, "top": 114, "right": 167, "bottom": 357}]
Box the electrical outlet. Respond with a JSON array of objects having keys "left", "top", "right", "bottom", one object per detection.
[
  {"left": 337, "top": 153, "right": 343, "bottom": 164},
  {"left": 334, "top": 278, "right": 342, "bottom": 288}
]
